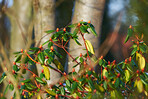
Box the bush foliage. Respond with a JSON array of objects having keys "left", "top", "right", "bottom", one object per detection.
[{"left": 0, "top": 21, "right": 148, "bottom": 99}]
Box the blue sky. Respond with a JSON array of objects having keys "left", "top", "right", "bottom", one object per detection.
[{"left": 0, "top": 0, "right": 13, "bottom": 7}]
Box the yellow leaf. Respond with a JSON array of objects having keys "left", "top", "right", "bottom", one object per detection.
[
  {"left": 37, "top": 94, "right": 42, "bottom": 99},
  {"left": 144, "top": 91, "right": 148, "bottom": 96},
  {"left": 134, "top": 79, "right": 137, "bottom": 87},
  {"left": 103, "top": 69, "right": 107, "bottom": 77},
  {"left": 136, "top": 53, "right": 141, "bottom": 61},
  {"left": 72, "top": 93, "right": 77, "bottom": 98},
  {"left": 53, "top": 59, "right": 64, "bottom": 71},
  {"left": 45, "top": 89, "right": 56, "bottom": 96},
  {"left": 125, "top": 70, "right": 130, "bottom": 82},
  {"left": 85, "top": 40, "right": 95, "bottom": 54},
  {"left": 139, "top": 55, "right": 145, "bottom": 70},
  {"left": 42, "top": 65, "right": 50, "bottom": 80},
  {"left": 111, "top": 90, "right": 116, "bottom": 98},
  {"left": 137, "top": 80, "right": 143, "bottom": 93},
  {"left": 98, "top": 85, "right": 104, "bottom": 92}
]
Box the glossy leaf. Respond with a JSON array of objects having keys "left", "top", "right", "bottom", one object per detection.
[
  {"left": 103, "top": 81, "right": 107, "bottom": 90},
  {"left": 42, "top": 65, "right": 50, "bottom": 80},
  {"left": 15, "top": 54, "right": 22, "bottom": 62},
  {"left": 80, "top": 26, "right": 87, "bottom": 33},
  {"left": 74, "top": 38, "right": 82, "bottom": 46},
  {"left": 45, "top": 89, "right": 56, "bottom": 96},
  {"left": 137, "top": 80, "right": 143, "bottom": 93},
  {"left": 125, "top": 70, "right": 130, "bottom": 82},
  {"left": 66, "top": 79, "right": 71, "bottom": 87},
  {"left": 35, "top": 77, "right": 45, "bottom": 84},
  {"left": 139, "top": 55, "right": 145, "bottom": 70},
  {"left": 61, "top": 86, "right": 65, "bottom": 95},
  {"left": 38, "top": 52, "right": 45, "bottom": 65},
  {"left": 85, "top": 40, "right": 95, "bottom": 54},
  {"left": 88, "top": 24, "right": 97, "bottom": 36},
  {"left": 131, "top": 47, "right": 137, "bottom": 56}
]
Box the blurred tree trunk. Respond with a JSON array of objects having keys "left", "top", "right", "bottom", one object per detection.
[
  {"left": 5, "top": 0, "right": 32, "bottom": 98},
  {"left": 68, "top": 0, "right": 106, "bottom": 72},
  {"left": 33, "top": 0, "right": 60, "bottom": 85}
]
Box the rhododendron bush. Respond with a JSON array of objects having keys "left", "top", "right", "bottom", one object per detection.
[{"left": 0, "top": 21, "right": 148, "bottom": 99}]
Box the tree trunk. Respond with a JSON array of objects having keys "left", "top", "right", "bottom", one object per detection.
[
  {"left": 68, "top": 0, "right": 106, "bottom": 72},
  {"left": 6, "top": 0, "right": 32, "bottom": 98},
  {"left": 33, "top": 0, "right": 60, "bottom": 85}
]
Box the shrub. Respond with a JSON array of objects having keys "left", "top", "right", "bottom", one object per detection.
[{"left": 0, "top": 21, "right": 148, "bottom": 99}]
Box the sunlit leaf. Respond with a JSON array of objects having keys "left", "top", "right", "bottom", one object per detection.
[
  {"left": 42, "top": 65, "right": 50, "bottom": 80},
  {"left": 85, "top": 40, "right": 95, "bottom": 54},
  {"left": 125, "top": 70, "right": 130, "bottom": 82},
  {"left": 137, "top": 80, "right": 143, "bottom": 93}
]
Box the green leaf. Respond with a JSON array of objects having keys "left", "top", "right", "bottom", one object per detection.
[
  {"left": 88, "top": 24, "right": 97, "bottom": 36},
  {"left": 139, "top": 45, "right": 147, "bottom": 53},
  {"left": 124, "top": 28, "right": 133, "bottom": 43},
  {"left": 126, "top": 64, "right": 133, "bottom": 73},
  {"left": 72, "top": 28, "right": 79, "bottom": 37},
  {"left": 0, "top": 72, "right": 6, "bottom": 84},
  {"left": 38, "top": 52, "right": 45, "bottom": 65},
  {"left": 140, "top": 75, "right": 148, "bottom": 85},
  {"left": 21, "top": 79, "right": 31, "bottom": 83},
  {"left": 68, "top": 23, "right": 77, "bottom": 28},
  {"left": 9, "top": 84, "right": 14, "bottom": 91},
  {"left": 72, "top": 82, "right": 78, "bottom": 92},
  {"left": 79, "top": 57, "right": 83, "bottom": 63},
  {"left": 48, "top": 42, "right": 53, "bottom": 49},
  {"left": 15, "top": 54, "right": 22, "bottom": 62},
  {"left": 42, "top": 40, "right": 49, "bottom": 46},
  {"left": 124, "top": 35, "right": 129, "bottom": 43},
  {"left": 103, "top": 81, "right": 107, "bottom": 90},
  {"left": 131, "top": 47, "right": 137, "bottom": 56},
  {"left": 87, "top": 79, "right": 95, "bottom": 90},
  {"left": 74, "top": 38, "right": 82, "bottom": 46},
  {"left": 54, "top": 50, "right": 62, "bottom": 59},
  {"left": 45, "top": 30, "right": 55, "bottom": 34},
  {"left": 60, "top": 86, "right": 65, "bottom": 95},
  {"left": 13, "top": 65, "right": 19, "bottom": 72},
  {"left": 25, "top": 83, "right": 34, "bottom": 90},
  {"left": 99, "top": 59, "right": 103, "bottom": 66},
  {"left": 80, "top": 26, "right": 87, "bottom": 33},
  {"left": 63, "top": 34, "right": 68, "bottom": 41},
  {"left": 35, "top": 77, "right": 45, "bottom": 84},
  {"left": 115, "top": 78, "right": 120, "bottom": 88},
  {"left": 40, "top": 73, "right": 44, "bottom": 79},
  {"left": 66, "top": 80, "right": 71, "bottom": 87},
  {"left": 4, "top": 84, "right": 9, "bottom": 95}
]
